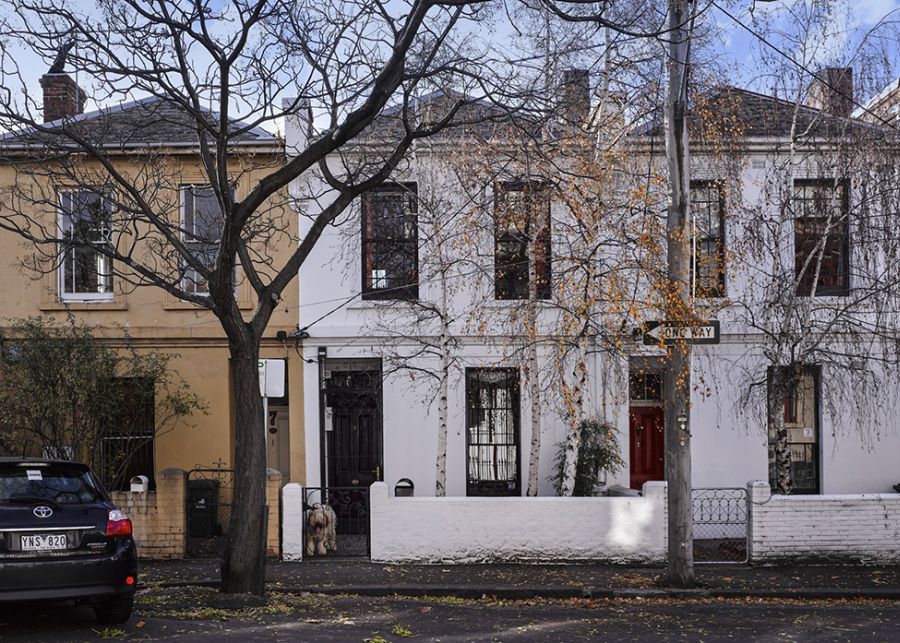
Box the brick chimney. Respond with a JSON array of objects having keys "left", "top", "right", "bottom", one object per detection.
[
  {"left": 39, "top": 42, "right": 86, "bottom": 123},
  {"left": 808, "top": 67, "right": 854, "bottom": 118},
  {"left": 559, "top": 69, "right": 591, "bottom": 127}
]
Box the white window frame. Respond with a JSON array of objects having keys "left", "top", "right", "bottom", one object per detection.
[
  {"left": 58, "top": 190, "right": 114, "bottom": 302},
  {"left": 180, "top": 184, "right": 228, "bottom": 296}
]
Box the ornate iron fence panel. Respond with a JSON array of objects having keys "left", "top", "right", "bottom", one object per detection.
[
  {"left": 301, "top": 486, "right": 370, "bottom": 559},
  {"left": 692, "top": 487, "right": 748, "bottom": 563},
  {"left": 186, "top": 468, "right": 234, "bottom": 558}
]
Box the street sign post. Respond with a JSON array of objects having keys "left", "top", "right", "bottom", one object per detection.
[
  {"left": 258, "top": 359, "right": 286, "bottom": 467},
  {"left": 642, "top": 320, "right": 720, "bottom": 346}
]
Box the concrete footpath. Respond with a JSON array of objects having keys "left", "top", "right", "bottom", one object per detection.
[{"left": 140, "top": 559, "right": 900, "bottom": 600}]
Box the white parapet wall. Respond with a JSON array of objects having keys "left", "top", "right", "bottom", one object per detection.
[
  {"left": 747, "top": 481, "right": 900, "bottom": 563},
  {"left": 368, "top": 481, "right": 667, "bottom": 564},
  {"left": 282, "top": 483, "right": 305, "bottom": 561}
]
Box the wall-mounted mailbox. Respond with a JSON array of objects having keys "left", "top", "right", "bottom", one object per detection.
[
  {"left": 130, "top": 475, "right": 149, "bottom": 493},
  {"left": 394, "top": 478, "right": 414, "bottom": 497}
]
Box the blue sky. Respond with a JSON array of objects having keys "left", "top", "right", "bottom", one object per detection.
[
  {"left": 708, "top": 0, "right": 900, "bottom": 102},
  {"left": 5, "top": 0, "right": 899, "bottom": 123}
]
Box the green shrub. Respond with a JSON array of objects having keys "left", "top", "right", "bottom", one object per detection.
[{"left": 550, "top": 418, "right": 624, "bottom": 496}]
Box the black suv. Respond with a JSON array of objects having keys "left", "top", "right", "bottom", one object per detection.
[{"left": 0, "top": 459, "right": 137, "bottom": 623}]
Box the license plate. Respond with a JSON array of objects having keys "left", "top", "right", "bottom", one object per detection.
[{"left": 20, "top": 534, "right": 67, "bottom": 551}]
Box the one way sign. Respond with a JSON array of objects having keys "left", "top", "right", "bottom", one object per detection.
[{"left": 642, "top": 320, "right": 720, "bottom": 346}]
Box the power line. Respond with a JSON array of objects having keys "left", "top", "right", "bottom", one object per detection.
[{"left": 711, "top": 0, "right": 900, "bottom": 133}]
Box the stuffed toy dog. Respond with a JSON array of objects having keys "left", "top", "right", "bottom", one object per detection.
[{"left": 305, "top": 503, "right": 337, "bottom": 556}]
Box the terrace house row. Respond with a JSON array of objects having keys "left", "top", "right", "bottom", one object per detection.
[{"left": 291, "top": 67, "right": 900, "bottom": 500}]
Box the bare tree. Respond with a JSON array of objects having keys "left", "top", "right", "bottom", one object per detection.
[{"left": 0, "top": 0, "right": 509, "bottom": 594}]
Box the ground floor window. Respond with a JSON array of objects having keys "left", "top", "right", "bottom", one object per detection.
[
  {"left": 466, "top": 368, "right": 520, "bottom": 496},
  {"left": 768, "top": 367, "right": 820, "bottom": 494},
  {"left": 99, "top": 378, "right": 156, "bottom": 491}
]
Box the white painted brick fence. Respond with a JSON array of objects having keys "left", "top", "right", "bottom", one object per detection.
[
  {"left": 747, "top": 481, "right": 900, "bottom": 563},
  {"left": 281, "top": 481, "right": 667, "bottom": 563},
  {"left": 368, "top": 481, "right": 667, "bottom": 564}
]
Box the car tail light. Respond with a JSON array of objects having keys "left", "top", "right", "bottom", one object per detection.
[{"left": 106, "top": 509, "right": 133, "bottom": 537}]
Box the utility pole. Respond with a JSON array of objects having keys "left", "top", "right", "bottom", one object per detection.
[{"left": 664, "top": 0, "right": 695, "bottom": 587}]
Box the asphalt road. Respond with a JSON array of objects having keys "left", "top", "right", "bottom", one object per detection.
[{"left": 1, "top": 591, "right": 898, "bottom": 642}]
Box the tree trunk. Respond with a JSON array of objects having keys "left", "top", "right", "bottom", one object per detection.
[
  {"left": 220, "top": 340, "right": 267, "bottom": 595},
  {"left": 525, "top": 212, "right": 541, "bottom": 497},
  {"left": 526, "top": 340, "right": 541, "bottom": 496},
  {"left": 664, "top": 0, "right": 694, "bottom": 588},
  {"left": 435, "top": 271, "right": 451, "bottom": 496},
  {"left": 769, "top": 370, "right": 793, "bottom": 495},
  {"left": 560, "top": 342, "right": 589, "bottom": 496},
  {"left": 559, "top": 418, "right": 581, "bottom": 496}
]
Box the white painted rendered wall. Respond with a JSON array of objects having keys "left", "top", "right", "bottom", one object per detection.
[
  {"left": 747, "top": 481, "right": 900, "bottom": 563},
  {"left": 287, "top": 101, "right": 900, "bottom": 497},
  {"left": 302, "top": 342, "right": 611, "bottom": 496},
  {"left": 367, "top": 481, "right": 667, "bottom": 564},
  {"left": 281, "top": 483, "right": 305, "bottom": 561}
]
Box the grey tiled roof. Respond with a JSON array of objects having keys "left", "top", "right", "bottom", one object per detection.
[
  {"left": 1, "top": 96, "right": 277, "bottom": 149},
  {"left": 636, "top": 86, "right": 893, "bottom": 140}
]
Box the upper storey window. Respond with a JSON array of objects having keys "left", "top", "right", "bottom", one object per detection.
[
  {"left": 690, "top": 181, "right": 726, "bottom": 298},
  {"left": 361, "top": 184, "right": 418, "bottom": 300},
  {"left": 181, "top": 185, "right": 225, "bottom": 295},
  {"left": 793, "top": 179, "right": 849, "bottom": 296},
  {"left": 494, "top": 182, "right": 551, "bottom": 300},
  {"left": 59, "top": 190, "right": 113, "bottom": 300}
]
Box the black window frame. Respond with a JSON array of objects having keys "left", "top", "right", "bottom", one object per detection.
[
  {"left": 360, "top": 182, "right": 419, "bottom": 301},
  {"left": 465, "top": 367, "right": 521, "bottom": 497},
  {"left": 766, "top": 365, "right": 821, "bottom": 495},
  {"left": 793, "top": 178, "right": 850, "bottom": 297},
  {"left": 494, "top": 181, "right": 552, "bottom": 301},
  {"left": 689, "top": 179, "right": 726, "bottom": 298}
]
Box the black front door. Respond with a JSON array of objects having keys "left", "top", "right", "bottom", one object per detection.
[{"left": 322, "top": 363, "right": 382, "bottom": 536}]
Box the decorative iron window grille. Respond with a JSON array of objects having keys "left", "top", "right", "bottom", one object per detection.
[
  {"left": 98, "top": 377, "right": 156, "bottom": 491},
  {"left": 465, "top": 368, "right": 521, "bottom": 496}
]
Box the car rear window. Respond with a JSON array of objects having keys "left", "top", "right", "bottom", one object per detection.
[{"left": 0, "top": 464, "right": 107, "bottom": 505}]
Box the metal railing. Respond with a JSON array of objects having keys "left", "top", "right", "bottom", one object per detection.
[
  {"left": 301, "top": 486, "right": 370, "bottom": 559},
  {"left": 186, "top": 468, "right": 234, "bottom": 558},
  {"left": 692, "top": 487, "right": 748, "bottom": 563}
]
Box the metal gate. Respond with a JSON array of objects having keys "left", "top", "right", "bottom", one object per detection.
[
  {"left": 301, "top": 486, "right": 370, "bottom": 559},
  {"left": 186, "top": 468, "right": 234, "bottom": 558},
  {"left": 692, "top": 487, "right": 748, "bottom": 563}
]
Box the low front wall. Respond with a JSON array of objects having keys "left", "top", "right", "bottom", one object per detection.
[
  {"left": 748, "top": 481, "right": 900, "bottom": 563},
  {"left": 110, "top": 468, "right": 187, "bottom": 559},
  {"left": 368, "top": 481, "right": 667, "bottom": 564}
]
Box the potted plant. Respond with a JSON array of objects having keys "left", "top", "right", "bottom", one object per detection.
[{"left": 550, "top": 418, "right": 624, "bottom": 497}]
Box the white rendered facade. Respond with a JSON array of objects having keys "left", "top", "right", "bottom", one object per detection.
[{"left": 287, "top": 102, "right": 900, "bottom": 498}]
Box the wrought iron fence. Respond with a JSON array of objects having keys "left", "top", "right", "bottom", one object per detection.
[
  {"left": 301, "top": 486, "right": 370, "bottom": 559},
  {"left": 186, "top": 468, "right": 234, "bottom": 558},
  {"left": 692, "top": 487, "right": 748, "bottom": 563}
]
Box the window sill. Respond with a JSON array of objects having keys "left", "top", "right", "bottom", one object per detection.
[
  {"left": 347, "top": 299, "right": 417, "bottom": 310},
  {"left": 40, "top": 299, "right": 126, "bottom": 311},
  {"left": 163, "top": 298, "right": 252, "bottom": 311}
]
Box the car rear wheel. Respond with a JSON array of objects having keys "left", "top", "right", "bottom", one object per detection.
[{"left": 94, "top": 593, "right": 134, "bottom": 624}]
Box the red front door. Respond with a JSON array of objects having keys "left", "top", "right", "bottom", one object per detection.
[{"left": 629, "top": 406, "right": 665, "bottom": 489}]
